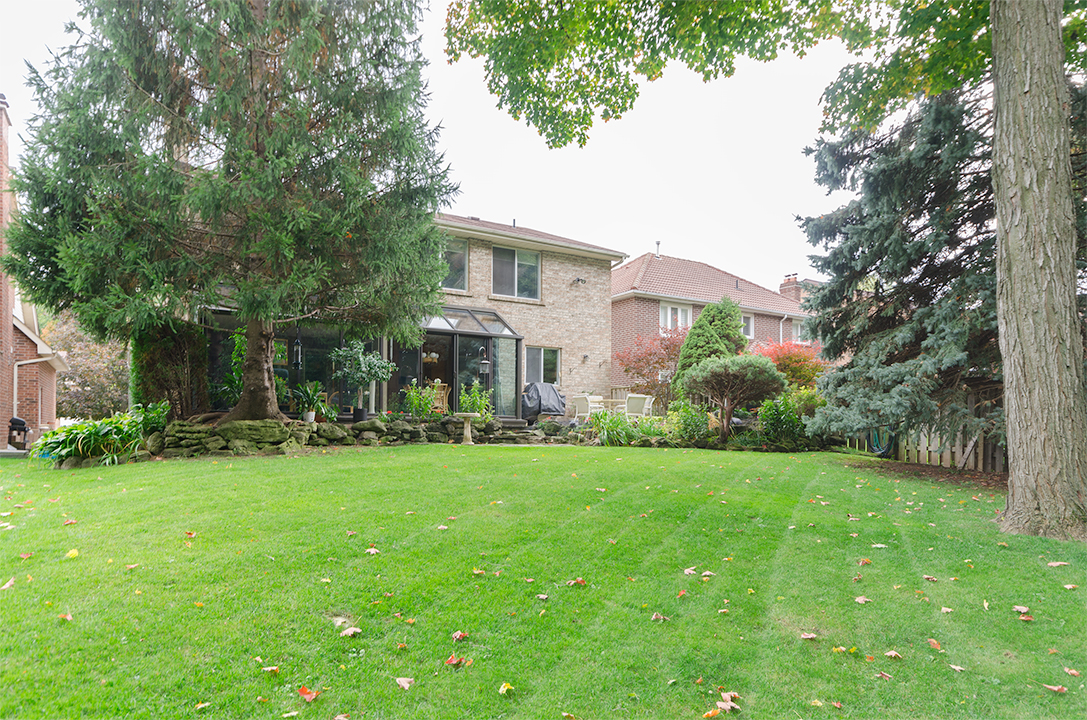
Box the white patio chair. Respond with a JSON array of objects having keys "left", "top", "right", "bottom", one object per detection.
[
  {"left": 624, "top": 394, "right": 653, "bottom": 418},
  {"left": 573, "top": 395, "right": 605, "bottom": 422}
]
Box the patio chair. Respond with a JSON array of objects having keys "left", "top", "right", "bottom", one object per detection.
[
  {"left": 572, "top": 395, "right": 605, "bottom": 422},
  {"left": 430, "top": 380, "right": 451, "bottom": 414},
  {"left": 623, "top": 394, "right": 654, "bottom": 418}
]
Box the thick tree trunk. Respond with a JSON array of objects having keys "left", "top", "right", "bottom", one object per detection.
[
  {"left": 220, "top": 318, "right": 288, "bottom": 423},
  {"left": 991, "top": 0, "right": 1087, "bottom": 540}
]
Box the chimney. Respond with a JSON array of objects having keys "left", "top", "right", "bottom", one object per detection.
[{"left": 779, "top": 274, "right": 803, "bottom": 303}]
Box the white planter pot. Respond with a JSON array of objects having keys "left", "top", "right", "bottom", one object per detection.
[{"left": 302, "top": 411, "right": 316, "bottom": 423}]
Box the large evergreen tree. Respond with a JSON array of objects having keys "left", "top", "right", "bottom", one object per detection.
[{"left": 5, "top": 0, "right": 455, "bottom": 422}]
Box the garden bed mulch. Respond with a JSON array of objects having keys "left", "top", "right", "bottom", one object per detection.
[{"left": 853, "top": 460, "right": 1008, "bottom": 492}]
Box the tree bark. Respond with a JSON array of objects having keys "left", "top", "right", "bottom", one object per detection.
[
  {"left": 991, "top": 0, "right": 1087, "bottom": 540},
  {"left": 220, "top": 318, "right": 288, "bottom": 423}
]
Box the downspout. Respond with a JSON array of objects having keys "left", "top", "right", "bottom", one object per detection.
[
  {"left": 779, "top": 314, "right": 789, "bottom": 343},
  {"left": 14, "top": 355, "right": 58, "bottom": 420}
]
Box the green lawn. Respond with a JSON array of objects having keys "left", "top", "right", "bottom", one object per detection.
[{"left": 1, "top": 446, "right": 1083, "bottom": 719}]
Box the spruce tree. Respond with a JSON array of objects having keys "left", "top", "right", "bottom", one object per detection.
[
  {"left": 5, "top": 0, "right": 455, "bottom": 422},
  {"left": 673, "top": 297, "right": 747, "bottom": 393}
]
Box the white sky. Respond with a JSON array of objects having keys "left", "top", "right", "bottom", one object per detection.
[{"left": 2, "top": 1, "right": 857, "bottom": 292}]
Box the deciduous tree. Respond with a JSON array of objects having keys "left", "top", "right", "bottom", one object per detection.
[
  {"left": 753, "top": 341, "right": 828, "bottom": 390},
  {"left": 612, "top": 326, "right": 687, "bottom": 411},
  {"left": 6, "top": 0, "right": 455, "bottom": 423},
  {"left": 41, "top": 311, "right": 128, "bottom": 419}
]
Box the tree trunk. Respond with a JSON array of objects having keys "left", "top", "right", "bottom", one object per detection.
[
  {"left": 220, "top": 318, "right": 288, "bottom": 423},
  {"left": 991, "top": 0, "right": 1087, "bottom": 540}
]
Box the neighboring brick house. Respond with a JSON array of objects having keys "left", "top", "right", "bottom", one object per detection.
[
  {"left": 0, "top": 95, "right": 67, "bottom": 446},
  {"left": 611, "top": 252, "right": 808, "bottom": 389},
  {"left": 392, "top": 213, "right": 625, "bottom": 418}
]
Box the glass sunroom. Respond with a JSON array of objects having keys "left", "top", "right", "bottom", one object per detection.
[{"left": 206, "top": 306, "right": 524, "bottom": 420}]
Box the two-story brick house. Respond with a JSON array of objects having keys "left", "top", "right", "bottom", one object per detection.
[
  {"left": 1, "top": 95, "right": 67, "bottom": 446},
  {"left": 386, "top": 214, "right": 625, "bottom": 419},
  {"left": 611, "top": 252, "right": 807, "bottom": 390}
]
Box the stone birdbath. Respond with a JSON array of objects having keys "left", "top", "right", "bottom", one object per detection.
[{"left": 452, "top": 413, "right": 481, "bottom": 445}]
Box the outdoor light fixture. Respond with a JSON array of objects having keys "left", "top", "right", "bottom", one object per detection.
[
  {"left": 292, "top": 327, "right": 302, "bottom": 370},
  {"left": 478, "top": 346, "right": 491, "bottom": 375},
  {"left": 573, "top": 277, "right": 586, "bottom": 284}
]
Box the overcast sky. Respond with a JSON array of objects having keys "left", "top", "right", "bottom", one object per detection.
[{"left": 2, "top": 1, "right": 857, "bottom": 292}]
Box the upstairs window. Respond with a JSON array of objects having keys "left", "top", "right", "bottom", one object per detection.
[
  {"left": 442, "top": 239, "right": 468, "bottom": 290},
  {"left": 492, "top": 247, "right": 539, "bottom": 299},
  {"left": 660, "top": 303, "right": 691, "bottom": 331},
  {"left": 741, "top": 314, "right": 754, "bottom": 339}
]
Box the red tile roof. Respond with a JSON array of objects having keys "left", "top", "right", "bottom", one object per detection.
[
  {"left": 437, "top": 213, "right": 625, "bottom": 260},
  {"left": 612, "top": 253, "right": 805, "bottom": 316}
]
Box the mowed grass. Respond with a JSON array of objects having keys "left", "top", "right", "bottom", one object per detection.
[{"left": 0, "top": 445, "right": 1083, "bottom": 719}]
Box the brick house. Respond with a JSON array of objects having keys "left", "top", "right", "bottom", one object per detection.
[
  {"left": 0, "top": 95, "right": 67, "bottom": 446},
  {"left": 391, "top": 213, "right": 626, "bottom": 418},
  {"left": 207, "top": 213, "right": 626, "bottom": 421},
  {"left": 611, "top": 252, "right": 808, "bottom": 390}
]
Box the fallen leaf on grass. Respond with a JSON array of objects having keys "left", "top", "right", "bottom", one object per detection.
[
  {"left": 282, "top": 713, "right": 299, "bottom": 718},
  {"left": 566, "top": 578, "right": 585, "bottom": 586},
  {"left": 472, "top": 568, "right": 485, "bottom": 575},
  {"left": 58, "top": 613, "right": 73, "bottom": 621},
  {"left": 437, "top": 525, "right": 448, "bottom": 530},
  {"left": 445, "top": 654, "right": 465, "bottom": 668},
  {"left": 928, "top": 639, "right": 941, "bottom": 650},
  {"left": 717, "top": 691, "right": 741, "bottom": 713},
  {"left": 452, "top": 631, "right": 469, "bottom": 642},
  {"left": 1013, "top": 605, "right": 1029, "bottom": 613},
  {"left": 262, "top": 666, "right": 279, "bottom": 673},
  {"left": 651, "top": 612, "right": 669, "bottom": 621},
  {"left": 19, "top": 553, "right": 33, "bottom": 560},
  {"left": 1042, "top": 684, "right": 1067, "bottom": 693},
  {"left": 333, "top": 715, "right": 349, "bottom": 720},
  {"left": 811, "top": 699, "right": 823, "bottom": 706},
  {"left": 536, "top": 594, "right": 548, "bottom": 600},
  {"left": 677, "top": 590, "right": 687, "bottom": 598},
  {"left": 561, "top": 713, "right": 577, "bottom": 719},
  {"left": 832, "top": 701, "right": 842, "bottom": 708},
  {"left": 346, "top": 530, "right": 356, "bottom": 536},
  {"left": 871, "top": 543, "right": 888, "bottom": 548},
  {"left": 125, "top": 564, "right": 139, "bottom": 570},
  {"left": 184, "top": 531, "right": 197, "bottom": 538},
  {"left": 498, "top": 682, "right": 514, "bottom": 695},
  {"left": 63, "top": 519, "right": 77, "bottom": 526},
  {"left": 832, "top": 646, "right": 847, "bottom": 653},
  {"left": 1064, "top": 584, "right": 1078, "bottom": 589},
  {"left": 702, "top": 571, "right": 716, "bottom": 577},
  {"left": 395, "top": 677, "right": 414, "bottom": 690},
  {"left": 703, "top": 710, "right": 720, "bottom": 718},
  {"left": 1064, "top": 668, "right": 1080, "bottom": 677},
  {"left": 876, "top": 671, "right": 892, "bottom": 680},
  {"left": 923, "top": 575, "right": 937, "bottom": 582},
  {"left": 297, "top": 686, "right": 319, "bottom": 702},
  {"left": 364, "top": 548, "right": 380, "bottom": 555},
  {"left": 340, "top": 627, "right": 362, "bottom": 637},
  {"left": 857, "top": 558, "right": 871, "bottom": 566},
  {"left": 941, "top": 607, "right": 954, "bottom": 613},
  {"left": 1047, "top": 562, "right": 1070, "bottom": 567},
  {"left": 684, "top": 566, "right": 697, "bottom": 575},
  {"left": 66, "top": 549, "right": 78, "bottom": 558},
  {"left": 195, "top": 702, "right": 211, "bottom": 710},
  {"left": 801, "top": 632, "right": 817, "bottom": 640},
  {"left": 855, "top": 596, "right": 872, "bottom": 604},
  {"left": 885, "top": 650, "right": 901, "bottom": 659},
  {"left": 950, "top": 665, "right": 965, "bottom": 672},
  {"left": 1019, "top": 614, "right": 1034, "bottom": 621},
  {"left": 0, "top": 577, "right": 13, "bottom": 591}
]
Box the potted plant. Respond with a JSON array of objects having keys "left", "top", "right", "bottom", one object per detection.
[
  {"left": 330, "top": 341, "right": 396, "bottom": 421},
  {"left": 292, "top": 380, "right": 325, "bottom": 423}
]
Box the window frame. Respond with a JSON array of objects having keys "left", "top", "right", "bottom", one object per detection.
[
  {"left": 526, "top": 346, "right": 560, "bottom": 385},
  {"left": 491, "top": 246, "right": 540, "bottom": 300},
  {"left": 659, "top": 303, "right": 692, "bottom": 332},
  {"left": 741, "top": 314, "right": 754, "bottom": 339},
  {"left": 442, "top": 238, "right": 468, "bottom": 291}
]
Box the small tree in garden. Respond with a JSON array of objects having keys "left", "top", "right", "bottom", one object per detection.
[
  {"left": 613, "top": 326, "right": 687, "bottom": 411},
  {"left": 42, "top": 311, "right": 128, "bottom": 419},
  {"left": 754, "top": 341, "right": 827, "bottom": 389},
  {"left": 330, "top": 341, "right": 396, "bottom": 411},
  {"left": 673, "top": 298, "right": 747, "bottom": 391},
  {"left": 683, "top": 355, "right": 787, "bottom": 442}
]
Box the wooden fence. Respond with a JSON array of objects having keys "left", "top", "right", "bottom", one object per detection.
[{"left": 846, "top": 427, "right": 1005, "bottom": 472}]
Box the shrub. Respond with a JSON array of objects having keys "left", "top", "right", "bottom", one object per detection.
[
  {"left": 758, "top": 395, "right": 807, "bottom": 448},
  {"left": 402, "top": 379, "right": 439, "bottom": 421},
  {"left": 32, "top": 410, "right": 148, "bottom": 467},
  {"left": 682, "top": 354, "right": 787, "bottom": 441},
  {"left": 665, "top": 399, "right": 711, "bottom": 442},
  {"left": 458, "top": 383, "right": 494, "bottom": 422},
  {"left": 589, "top": 410, "right": 639, "bottom": 447}
]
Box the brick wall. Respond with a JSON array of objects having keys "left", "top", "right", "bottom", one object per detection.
[
  {"left": 1, "top": 103, "right": 16, "bottom": 439},
  {"left": 610, "top": 296, "right": 664, "bottom": 387},
  {"left": 442, "top": 239, "right": 614, "bottom": 398}
]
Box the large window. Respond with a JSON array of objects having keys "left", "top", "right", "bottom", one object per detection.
[
  {"left": 660, "top": 303, "right": 691, "bottom": 331},
  {"left": 526, "top": 347, "right": 560, "bottom": 384},
  {"left": 492, "top": 247, "right": 539, "bottom": 299},
  {"left": 442, "top": 239, "right": 467, "bottom": 290}
]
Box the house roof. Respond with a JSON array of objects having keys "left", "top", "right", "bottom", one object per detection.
[
  {"left": 437, "top": 213, "right": 626, "bottom": 262},
  {"left": 612, "top": 252, "right": 806, "bottom": 317}
]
